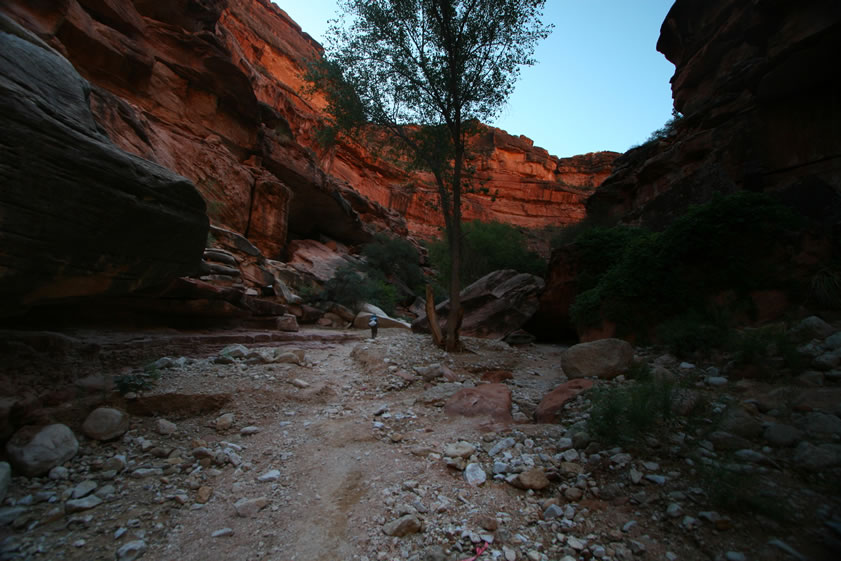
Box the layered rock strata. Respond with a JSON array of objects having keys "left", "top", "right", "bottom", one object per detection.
[{"left": 1, "top": 0, "right": 616, "bottom": 261}]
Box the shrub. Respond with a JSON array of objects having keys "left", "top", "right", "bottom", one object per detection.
[
  {"left": 361, "top": 233, "right": 424, "bottom": 292},
  {"left": 569, "top": 192, "right": 804, "bottom": 338},
  {"left": 428, "top": 220, "right": 546, "bottom": 289},
  {"left": 587, "top": 372, "right": 675, "bottom": 445},
  {"left": 319, "top": 234, "right": 424, "bottom": 314},
  {"left": 322, "top": 264, "right": 376, "bottom": 311}
]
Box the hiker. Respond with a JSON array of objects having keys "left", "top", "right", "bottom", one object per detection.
[{"left": 368, "top": 314, "right": 378, "bottom": 338}]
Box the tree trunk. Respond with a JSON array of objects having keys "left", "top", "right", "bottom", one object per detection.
[
  {"left": 426, "top": 284, "right": 444, "bottom": 347},
  {"left": 444, "top": 141, "right": 464, "bottom": 352}
]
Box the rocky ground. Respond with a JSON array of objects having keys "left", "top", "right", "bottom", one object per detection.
[{"left": 1, "top": 322, "right": 840, "bottom": 561}]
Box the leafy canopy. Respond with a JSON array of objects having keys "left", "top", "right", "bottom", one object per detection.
[{"left": 320, "top": 0, "right": 551, "bottom": 127}]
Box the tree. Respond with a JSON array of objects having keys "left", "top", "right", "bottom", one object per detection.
[{"left": 308, "top": 0, "right": 551, "bottom": 350}]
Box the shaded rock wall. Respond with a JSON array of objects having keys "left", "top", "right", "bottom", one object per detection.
[
  {"left": 587, "top": 0, "right": 841, "bottom": 229},
  {"left": 0, "top": 15, "right": 208, "bottom": 317}
]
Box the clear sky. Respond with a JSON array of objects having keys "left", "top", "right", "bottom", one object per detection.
[{"left": 278, "top": 1, "right": 676, "bottom": 158}]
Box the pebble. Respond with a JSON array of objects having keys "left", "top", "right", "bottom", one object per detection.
[
  {"left": 212, "top": 528, "right": 234, "bottom": 538},
  {"left": 215, "top": 413, "right": 235, "bottom": 431},
  {"left": 156, "top": 419, "right": 177, "bottom": 435},
  {"left": 72, "top": 480, "right": 98, "bottom": 499},
  {"left": 258, "top": 470, "right": 281, "bottom": 482},
  {"left": 644, "top": 474, "right": 666, "bottom": 485},
  {"left": 240, "top": 426, "right": 261, "bottom": 435},
  {"left": 382, "top": 514, "right": 422, "bottom": 537},
  {"left": 444, "top": 441, "right": 476, "bottom": 458},
  {"left": 489, "top": 437, "right": 516, "bottom": 456},
  {"left": 725, "top": 552, "right": 746, "bottom": 561},
  {"left": 464, "top": 463, "right": 487, "bottom": 486},
  {"left": 65, "top": 495, "right": 103, "bottom": 513},
  {"left": 234, "top": 497, "right": 269, "bottom": 517},
  {"left": 116, "top": 540, "right": 147, "bottom": 561}
]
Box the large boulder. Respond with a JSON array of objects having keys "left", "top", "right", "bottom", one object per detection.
[
  {"left": 562, "top": 339, "right": 633, "bottom": 379},
  {"left": 0, "top": 16, "right": 208, "bottom": 317},
  {"left": 6, "top": 424, "right": 79, "bottom": 477},
  {"left": 82, "top": 408, "right": 130, "bottom": 441},
  {"left": 443, "top": 384, "right": 513, "bottom": 424},
  {"left": 413, "top": 270, "right": 544, "bottom": 339}
]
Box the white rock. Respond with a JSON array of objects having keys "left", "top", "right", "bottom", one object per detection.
[
  {"left": 82, "top": 408, "right": 129, "bottom": 441},
  {"left": 156, "top": 419, "right": 177, "bottom": 435},
  {"left": 464, "top": 463, "right": 487, "bottom": 486},
  {"left": 116, "top": 540, "right": 147, "bottom": 561},
  {"left": 258, "top": 470, "right": 280, "bottom": 482},
  {"left": 6, "top": 424, "right": 79, "bottom": 476}
]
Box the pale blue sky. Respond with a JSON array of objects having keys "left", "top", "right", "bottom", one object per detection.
[{"left": 278, "top": 1, "right": 676, "bottom": 158}]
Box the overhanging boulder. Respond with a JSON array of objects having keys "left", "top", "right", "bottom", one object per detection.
[{"left": 0, "top": 16, "right": 208, "bottom": 317}]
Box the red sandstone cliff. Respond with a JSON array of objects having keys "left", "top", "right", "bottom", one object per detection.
[{"left": 1, "top": 0, "right": 616, "bottom": 261}]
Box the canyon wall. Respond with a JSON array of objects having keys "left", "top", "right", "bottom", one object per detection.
[
  {"left": 1, "top": 0, "right": 616, "bottom": 264},
  {"left": 0, "top": 14, "right": 209, "bottom": 317},
  {"left": 537, "top": 0, "right": 841, "bottom": 340},
  {"left": 587, "top": 0, "right": 841, "bottom": 229}
]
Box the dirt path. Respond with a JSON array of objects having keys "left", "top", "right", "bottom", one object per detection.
[{"left": 1, "top": 327, "right": 837, "bottom": 561}]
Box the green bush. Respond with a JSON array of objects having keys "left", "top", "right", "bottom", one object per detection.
[
  {"left": 569, "top": 192, "right": 804, "bottom": 338},
  {"left": 587, "top": 374, "right": 675, "bottom": 445},
  {"left": 318, "top": 234, "right": 423, "bottom": 314},
  {"left": 361, "top": 233, "right": 424, "bottom": 292},
  {"left": 428, "top": 220, "right": 546, "bottom": 289}
]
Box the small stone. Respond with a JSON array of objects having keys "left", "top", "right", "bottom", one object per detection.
[
  {"left": 116, "top": 540, "right": 147, "bottom": 561},
  {"left": 234, "top": 497, "right": 269, "bottom": 517},
  {"left": 382, "top": 514, "right": 422, "bottom": 537},
  {"left": 564, "top": 487, "right": 584, "bottom": 501},
  {"left": 464, "top": 463, "right": 487, "bottom": 486},
  {"left": 71, "top": 480, "right": 98, "bottom": 499},
  {"left": 82, "top": 408, "right": 130, "bottom": 441},
  {"left": 629, "top": 468, "right": 643, "bottom": 484},
  {"left": 644, "top": 474, "right": 666, "bottom": 485},
  {"left": 240, "top": 426, "right": 260, "bottom": 436},
  {"left": 0, "top": 506, "right": 27, "bottom": 525},
  {"left": 215, "top": 413, "right": 235, "bottom": 431},
  {"left": 543, "top": 504, "right": 564, "bottom": 520},
  {"left": 212, "top": 528, "right": 234, "bottom": 538},
  {"left": 725, "top": 552, "right": 746, "bottom": 561},
  {"left": 291, "top": 379, "right": 310, "bottom": 389},
  {"left": 196, "top": 486, "right": 213, "bottom": 504},
  {"left": 488, "top": 437, "right": 516, "bottom": 456},
  {"left": 49, "top": 465, "right": 70, "bottom": 480},
  {"left": 566, "top": 536, "right": 586, "bottom": 550},
  {"left": 258, "top": 470, "right": 280, "bottom": 482},
  {"left": 444, "top": 441, "right": 475, "bottom": 458},
  {"left": 705, "top": 376, "right": 728, "bottom": 386},
  {"left": 156, "top": 419, "right": 177, "bottom": 435},
  {"left": 629, "top": 539, "right": 646, "bottom": 555},
  {"left": 622, "top": 520, "right": 637, "bottom": 532},
  {"left": 666, "top": 503, "right": 682, "bottom": 518},
  {"left": 65, "top": 495, "right": 103, "bottom": 513},
  {"left": 511, "top": 467, "right": 550, "bottom": 490},
  {"left": 104, "top": 455, "right": 127, "bottom": 472}
]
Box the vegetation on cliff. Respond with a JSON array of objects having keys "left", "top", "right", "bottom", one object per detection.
[{"left": 568, "top": 192, "right": 808, "bottom": 351}]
